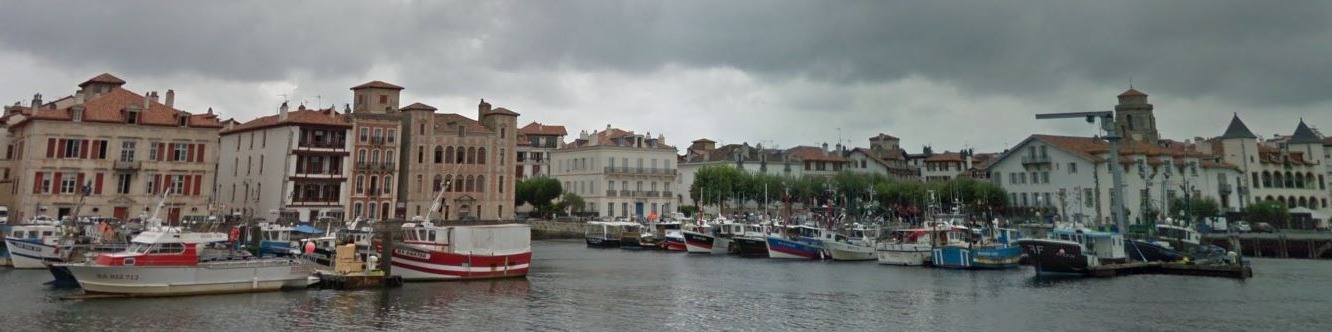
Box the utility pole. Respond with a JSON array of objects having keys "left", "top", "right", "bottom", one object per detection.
[{"left": 1037, "top": 111, "right": 1127, "bottom": 233}]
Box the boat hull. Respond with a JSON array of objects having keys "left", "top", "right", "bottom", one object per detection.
[
  {"left": 4, "top": 237, "right": 66, "bottom": 269},
  {"left": 619, "top": 235, "right": 644, "bottom": 249},
  {"left": 730, "top": 237, "right": 769, "bottom": 257},
  {"left": 931, "top": 245, "right": 1023, "bottom": 269},
  {"left": 61, "top": 260, "right": 315, "bottom": 296},
  {"left": 390, "top": 244, "right": 532, "bottom": 281},
  {"left": 1016, "top": 239, "right": 1092, "bottom": 277},
  {"left": 1124, "top": 240, "right": 1188, "bottom": 263},
  {"left": 663, "top": 233, "right": 686, "bottom": 251},
  {"left": 826, "top": 242, "right": 876, "bottom": 261},
  {"left": 876, "top": 244, "right": 931, "bottom": 266},
  {"left": 766, "top": 237, "right": 822, "bottom": 260},
  {"left": 585, "top": 236, "right": 620, "bottom": 248},
  {"left": 683, "top": 231, "right": 715, "bottom": 254}
]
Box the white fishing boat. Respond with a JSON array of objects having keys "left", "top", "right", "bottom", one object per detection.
[
  {"left": 827, "top": 224, "right": 878, "bottom": 261},
  {"left": 4, "top": 215, "right": 69, "bottom": 269},
  {"left": 390, "top": 186, "right": 532, "bottom": 281}
]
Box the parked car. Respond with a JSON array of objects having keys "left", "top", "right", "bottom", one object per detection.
[
  {"left": 1235, "top": 221, "right": 1252, "bottom": 233},
  {"left": 1253, "top": 222, "right": 1275, "bottom": 233}
]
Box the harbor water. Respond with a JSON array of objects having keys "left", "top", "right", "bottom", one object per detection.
[{"left": 1, "top": 239, "right": 1328, "bottom": 331}]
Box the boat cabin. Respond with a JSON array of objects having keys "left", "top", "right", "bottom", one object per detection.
[
  {"left": 7, "top": 224, "right": 62, "bottom": 246},
  {"left": 1049, "top": 228, "right": 1125, "bottom": 260},
  {"left": 401, "top": 223, "right": 531, "bottom": 254},
  {"left": 94, "top": 231, "right": 231, "bottom": 266},
  {"left": 1154, "top": 224, "right": 1200, "bottom": 246}
]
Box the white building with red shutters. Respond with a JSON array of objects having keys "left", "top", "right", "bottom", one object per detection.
[{"left": 0, "top": 73, "right": 223, "bottom": 223}]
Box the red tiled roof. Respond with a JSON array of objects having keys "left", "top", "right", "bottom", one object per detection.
[
  {"left": 925, "top": 152, "right": 964, "bottom": 162},
  {"left": 12, "top": 86, "right": 223, "bottom": 129},
  {"left": 436, "top": 113, "right": 493, "bottom": 134},
  {"left": 787, "top": 146, "right": 846, "bottom": 162},
  {"left": 221, "top": 105, "right": 349, "bottom": 134},
  {"left": 350, "top": 80, "right": 404, "bottom": 90},
  {"left": 79, "top": 73, "right": 126, "bottom": 87},
  {"left": 520, "top": 122, "right": 567, "bottom": 136}
]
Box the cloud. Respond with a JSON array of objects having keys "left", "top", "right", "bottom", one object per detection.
[{"left": 1, "top": 1, "right": 1330, "bottom": 153}]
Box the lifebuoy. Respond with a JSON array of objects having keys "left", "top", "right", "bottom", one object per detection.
[{"left": 229, "top": 227, "right": 241, "bottom": 242}]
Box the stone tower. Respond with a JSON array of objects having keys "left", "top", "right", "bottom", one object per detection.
[
  {"left": 1113, "top": 88, "right": 1160, "bottom": 143},
  {"left": 350, "top": 80, "right": 404, "bottom": 114}
]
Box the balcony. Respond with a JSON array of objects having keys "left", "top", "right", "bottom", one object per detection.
[
  {"left": 662, "top": 191, "right": 673, "bottom": 198},
  {"left": 356, "top": 162, "right": 370, "bottom": 170},
  {"left": 113, "top": 161, "right": 141, "bottom": 171},
  {"left": 297, "top": 140, "right": 345, "bottom": 149},
  {"left": 1021, "top": 155, "right": 1051, "bottom": 166},
  {"left": 370, "top": 136, "right": 385, "bottom": 146},
  {"left": 606, "top": 190, "right": 618, "bottom": 197},
  {"left": 646, "top": 191, "right": 660, "bottom": 197},
  {"left": 619, "top": 190, "right": 631, "bottom": 197}
]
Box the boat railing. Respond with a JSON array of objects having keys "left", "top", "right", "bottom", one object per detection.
[{"left": 203, "top": 258, "right": 305, "bottom": 269}]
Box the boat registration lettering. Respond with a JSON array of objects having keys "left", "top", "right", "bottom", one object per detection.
[
  {"left": 11, "top": 242, "right": 41, "bottom": 252},
  {"left": 394, "top": 248, "right": 430, "bottom": 260},
  {"left": 96, "top": 273, "right": 140, "bottom": 281}
]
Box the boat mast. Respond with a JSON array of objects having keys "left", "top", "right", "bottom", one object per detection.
[{"left": 148, "top": 190, "right": 170, "bottom": 229}]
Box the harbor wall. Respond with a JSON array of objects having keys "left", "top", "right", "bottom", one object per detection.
[
  {"left": 529, "top": 221, "right": 586, "bottom": 240},
  {"left": 1204, "top": 233, "right": 1332, "bottom": 259}
]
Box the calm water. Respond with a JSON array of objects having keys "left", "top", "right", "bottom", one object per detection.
[{"left": 1, "top": 240, "right": 1330, "bottom": 331}]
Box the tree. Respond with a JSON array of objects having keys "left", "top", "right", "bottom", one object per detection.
[
  {"left": 1246, "top": 200, "right": 1289, "bottom": 226},
  {"left": 689, "top": 165, "right": 746, "bottom": 212},
  {"left": 516, "top": 177, "right": 563, "bottom": 216},
  {"left": 1168, "top": 197, "right": 1220, "bottom": 222},
  {"left": 559, "top": 193, "right": 586, "bottom": 216}
]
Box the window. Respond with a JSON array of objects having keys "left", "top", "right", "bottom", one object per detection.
[
  {"left": 173, "top": 143, "right": 187, "bottom": 161},
  {"left": 501, "top": 127, "right": 506, "bottom": 139},
  {"left": 356, "top": 149, "right": 366, "bottom": 165},
  {"left": 435, "top": 146, "right": 445, "bottom": 164},
  {"left": 353, "top": 203, "right": 363, "bottom": 218},
  {"left": 1041, "top": 172, "right": 1049, "bottom": 184},
  {"left": 127, "top": 111, "right": 139, "bottom": 124},
  {"left": 499, "top": 176, "right": 505, "bottom": 193},
  {"left": 1069, "top": 162, "right": 1077, "bottom": 174},
  {"left": 360, "top": 128, "right": 369, "bottom": 142},
  {"left": 379, "top": 95, "right": 388, "bottom": 103},
  {"left": 384, "top": 175, "right": 393, "bottom": 194},
  {"left": 418, "top": 146, "right": 424, "bottom": 164},
  {"left": 419, "top": 123, "right": 425, "bottom": 135},
  {"left": 416, "top": 175, "right": 423, "bottom": 194},
  {"left": 64, "top": 139, "right": 81, "bottom": 158},
  {"left": 246, "top": 156, "right": 252, "bottom": 175},
  {"left": 500, "top": 148, "right": 506, "bottom": 165},
  {"left": 249, "top": 132, "right": 254, "bottom": 149},
  {"left": 259, "top": 155, "right": 265, "bottom": 174},
  {"left": 386, "top": 150, "right": 395, "bottom": 166},
  {"left": 116, "top": 174, "right": 131, "bottom": 194},
  {"left": 60, "top": 174, "right": 77, "bottom": 193},
  {"left": 262, "top": 131, "right": 267, "bottom": 148},
  {"left": 170, "top": 175, "right": 184, "bottom": 194},
  {"left": 356, "top": 175, "right": 365, "bottom": 194},
  {"left": 120, "top": 141, "right": 136, "bottom": 162},
  {"left": 387, "top": 129, "right": 396, "bottom": 143}
]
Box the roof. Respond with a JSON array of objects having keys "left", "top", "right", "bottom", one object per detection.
[
  {"left": 13, "top": 85, "right": 224, "bottom": 129},
  {"left": 1220, "top": 113, "right": 1257, "bottom": 139},
  {"left": 435, "top": 113, "right": 493, "bottom": 134},
  {"left": 221, "top": 104, "right": 349, "bottom": 135},
  {"left": 399, "top": 102, "right": 437, "bottom": 112},
  {"left": 520, "top": 122, "right": 567, "bottom": 136},
  {"left": 870, "top": 133, "right": 899, "bottom": 141},
  {"left": 487, "top": 107, "right": 520, "bottom": 116},
  {"left": 350, "top": 80, "right": 404, "bottom": 90},
  {"left": 1324, "top": 136, "right": 1332, "bottom": 146},
  {"left": 786, "top": 145, "right": 846, "bottom": 162},
  {"left": 78, "top": 73, "right": 126, "bottom": 88},
  {"left": 1117, "top": 88, "right": 1147, "bottom": 97},
  {"left": 1289, "top": 119, "right": 1322, "bottom": 145},
  {"left": 691, "top": 138, "right": 716, "bottom": 143},
  {"left": 924, "top": 152, "right": 964, "bottom": 163}
]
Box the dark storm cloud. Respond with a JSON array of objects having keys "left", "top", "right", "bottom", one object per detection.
[{"left": 1, "top": 1, "right": 1330, "bottom": 151}]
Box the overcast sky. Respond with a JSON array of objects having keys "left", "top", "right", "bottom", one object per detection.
[{"left": 2, "top": 1, "right": 1329, "bottom": 153}]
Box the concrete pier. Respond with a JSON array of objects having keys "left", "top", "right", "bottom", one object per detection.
[{"left": 1204, "top": 232, "right": 1332, "bottom": 259}]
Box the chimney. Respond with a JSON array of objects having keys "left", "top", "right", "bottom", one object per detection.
[
  {"left": 279, "top": 101, "right": 289, "bottom": 121},
  {"left": 142, "top": 92, "right": 150, "bottom": 109},
  {"left": 822, "top": 142, "right": 829, "bottom": 156},
  {"left": 164, "top": 89, "right": 175, "bottom": 108},
  {"left": 31, "top": 93, "right": 42, "bottom": 110},
  {"left": 149, "top": 91, "right": 159, "bottom": 104},
  {"left": 478, "top": 98, "right": 491, "bottom": 119},
  {"left": 73, "top": 89, "right": 85, "bottom": 105}
]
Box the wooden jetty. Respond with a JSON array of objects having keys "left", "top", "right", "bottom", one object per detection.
[
  {"left": 1086, "top": 261, "right": 1252, "bottom": 279},
  {"left": 312, "top": 271, "right": 403, "bottom": 290}
]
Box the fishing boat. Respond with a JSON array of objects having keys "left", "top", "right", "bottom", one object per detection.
[
  {"left": 826, "top": 224, "right": 878, "bottom": 261},
  {"left": 682, "top": 224, "right": 715, "bottom": 254},
  {"left": 4, "top": 215, "right": 69, "bottom": 269},
  {"left": 766, "top": 225, "right": 830, "bottom": 260},
  {"left": 389, "top": 187, "right": 531, "bottom": 281},
  {"left": 930, "top": 225, "right": 1024, "bottom": 269},
  {"left": 618, "top": 223, "right": 647, "bottom": 249},
  {"left": 1152, "top": 224, "right": 1201, "bottom": 252},
  {"left": 584, "top": 221, "right": 622, "bottom": 248},
  {"left": 1015, "top": 226, "right": 1126, "bottom": 277},
  {"left": 58, "top": 227, "right": 316, "bottom": 296},
  {"left": 257, "top": 223, "right": 295, "bottom": 257}
]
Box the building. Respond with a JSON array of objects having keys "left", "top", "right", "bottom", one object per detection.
[
  {"left": 399, "top": 99, "right": 518, "bottom": 220},
  {"left": 515, "top": 121, "right": 567, "bottom": 179},
  {"left": 1207, "top": 114, "right": 1330, "bottom": 216},
  {"left": 217, "top": 102, "right": 351, "bottom": 223},
  {"left": 347, "top": 81, "right": 405, "bottom": 220},
  {"left": 921, "top": 150, "right": 976, "bottom": 181},
  {"left": 676, "top": 139, "right": 794, "bottom": 206},
  {"left": 844, "top": 134, "right": 919, "bottom": 181},
  {"left": 552, "top": 126, "right": 677, "bottom": 218},
  {"left": 989, "top": 89, "right": 1243, "bottom": 226},
  {"left": 0, "top": 73, "right": 222, "bottom": 223}
]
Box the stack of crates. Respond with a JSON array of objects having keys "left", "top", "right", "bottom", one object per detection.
[{"left": 334, "top": 244, "right": 363, "bottom": 274}]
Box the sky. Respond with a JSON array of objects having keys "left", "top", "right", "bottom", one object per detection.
[{"left": 2, "top": 1, "right": 1330, "bottom": 154}]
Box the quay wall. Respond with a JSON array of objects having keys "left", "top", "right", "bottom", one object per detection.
[
  {"left": 1204, "top": 232, "right": 1332, "bottom": 259},
  {"left": 530, "top": 221, "right": 586, "bottom": 240}
]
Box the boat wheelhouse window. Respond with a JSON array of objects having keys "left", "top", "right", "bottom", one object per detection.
[
  {"left": 128, "top": 243, "right": 153, "bottom": 254},
  {"left": 41, "top": 231, "right": 54, "bottom": 237},
  {"left": 428, "top": 230, "right": 437, "bottom": 242},
  {"left": 150, "top": 242, "right": 186, "bottom": 254}
]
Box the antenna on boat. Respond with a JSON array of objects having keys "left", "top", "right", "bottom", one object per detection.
[{"left": 148, "top": 190, "right": 170, "bottom": 229}]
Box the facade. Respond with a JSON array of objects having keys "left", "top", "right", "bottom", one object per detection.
[
  {"left": 217, "top": 103, "right": 351, "bottom": 223},
  {"left": 552, "top": 126, "right": 677, "bottom": 218},
  {"left": 990, "top": 89, "right": 1244, "bottom": 226},
  {"left": 1, "top": 74, "right": 222, "bottom": 223},
  {"left": 347, "top": 81, "right": 404, "bottom": 221},
  {"left": 399, "top": 99, "right": 518, "bottom": 220},
  {"left": 1207, "top": 115, "right": 1329, "bottom": 215},
  {"left": 921, "top": 150, "right": 974, "bottom": 181},
  {"left": 515, "top": 122, "right": 566, "bottom": 179},
  {"left": 844, "top": 134, "right": 919, "bottom": 181}
]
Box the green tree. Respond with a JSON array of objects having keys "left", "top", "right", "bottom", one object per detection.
[
  {"left": 516, "top": 177, "right": 563, "bottom": 216},
  {"left": 1246, "top": 200, "right": 1289, "bottom": 225},
  {"left": 689, "top": 165, "right": 746, "bottom": 212},
  {"left": 1168, "top": 197, "right": 1220, "bottom": 222},
  {"left": 558, "top": 193, "right": 586, "bottom": 216}
]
